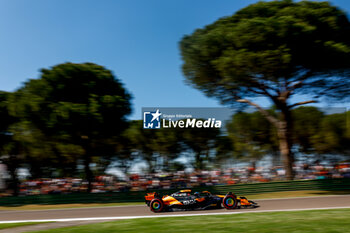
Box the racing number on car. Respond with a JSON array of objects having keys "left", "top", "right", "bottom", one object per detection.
[{"left": 182, "top": 200, "right": 196, "bottom": 205}]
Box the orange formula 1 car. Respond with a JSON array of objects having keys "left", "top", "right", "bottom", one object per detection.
[{"left": 145, "top": 190, "right": 258, "bottom": 212}]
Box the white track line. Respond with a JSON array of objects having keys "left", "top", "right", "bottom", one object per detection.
[{"left": 1, "top": 206, "right": 350, "bottom": 224}]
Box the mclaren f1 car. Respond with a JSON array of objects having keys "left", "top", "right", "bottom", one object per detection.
[{"left": 145, "top": 189, "right": 258, "bottom": 212}]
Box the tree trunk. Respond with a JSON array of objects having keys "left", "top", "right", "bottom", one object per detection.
[
  {"left": 145, "top": 154, "right": 155, "bottom": 173},
  {"left": 195, "top": 152, "right": 203, "bottom": 170},
  {"left": 277, "top": 110, "right": 294, "bottom": 180},
  {"left": 84, "top": 153, "right": 93, "bottom": 193},
  {"left": 237, "top": 98, "right": 296, "bottom": 180},
  {"left": 271, "top": 151, "right": 281, "bottom": 166},
  {"left": 81, "top": 137, "right": 94, "bottom": 193},
  {"left": 162, "top": 154, "right": 169, "bottom": 171},
  {"left": 10, "top": 172, "right": 19, "bottom": 196},
  {"left": 8, "top": 161, "right": 19, "bottom": 196}
]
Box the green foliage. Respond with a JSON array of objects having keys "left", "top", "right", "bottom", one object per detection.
[
  {"left": 226, "top": 110, "right": 278, "bottom": 162},
  {"left": 313, "top": 112, "right": 350, "bottom": 155},
  {"left": 0, "top": 91, "right": 14, "bottom": 134},
  {"left": 125, "top": 120, "right": 227, "bottom": 171},
  {"left": 0, "top": 91, "right": 23, "bottom": 194},
  {"left": 292, "top": 107, "right": 324, "bottom": 153},
  {"left": 180, "top": 0, "right": 350, "bottom": 103},
  {"left": 125, "top": 120, "right": 183, "bottom": 172},
  {"left": 10, "top": 63, "right": 131, "bottom": 140},
  {"left": 214, "top": 135, "right": 234, "bottom": 165},
  {"left": 8, "top": 63, "right": 132, "bottom": 187},
  {"left": 228, "top": 107, "right": 350, "bottom": 162},
  {"left": 180, "top": 0, "right": 350, "bottom": 179},
  {"left": 181, "top": 125, "right": 221, "bottom": 169},
  {"left": 293, "top": 107, "right": 350, "bottom": 156}
]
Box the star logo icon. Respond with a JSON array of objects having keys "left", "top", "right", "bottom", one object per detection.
[
  {"left": 150, "top": 109, "right": 162, "bottom": 122},
  {"left": 143, "top": 109, "right": 162, "bottom": 129}
]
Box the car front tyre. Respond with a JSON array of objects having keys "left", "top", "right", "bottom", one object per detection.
[{"left": 222, "top": 195, "right": 238, "bottom": 209}]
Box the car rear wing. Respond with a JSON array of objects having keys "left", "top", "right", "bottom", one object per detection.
[
  {"left": 145, "top": 192, "right": 156, "bottom": 201},
  {"left": 145, "top": 192, "right": 162, "bottom": 206}
]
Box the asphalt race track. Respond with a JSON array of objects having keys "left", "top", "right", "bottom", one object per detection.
[{"left": 0, "top": 195, "right": 350, "bottom": 223}]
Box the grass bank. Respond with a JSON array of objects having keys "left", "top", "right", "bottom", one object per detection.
[
  {"left": 0, "top": 222, "right": 48, "bottom": 230},
  {"left": 30, "top": 208, "right": 350, "bottom": 233}
]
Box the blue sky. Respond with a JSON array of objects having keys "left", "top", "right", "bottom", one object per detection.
[{"left": 0, "top": 0, "right": 349, "bottom": 119}]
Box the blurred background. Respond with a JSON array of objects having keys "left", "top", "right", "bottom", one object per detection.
[{"left": 0, "top": 0, "right": 349, "bottom": 199}]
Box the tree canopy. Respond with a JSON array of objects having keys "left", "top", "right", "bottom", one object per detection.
[
  {"left": 180, "top": 0, "right": 350, "bottom": 104},
  {"left": 180, "top": 0, "right": 350, "bottom": 179},
  {"left": 9, "top": 62, "right": 132, "bottom": 192}
]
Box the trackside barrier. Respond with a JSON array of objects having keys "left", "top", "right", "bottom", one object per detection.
[{"left": 0, "top": 178, "right": 349, "bottom": 206}]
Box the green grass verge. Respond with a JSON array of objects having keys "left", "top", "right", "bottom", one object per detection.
[
  {"left": 30, "top": 208, "right": 350, "bottom": 233},
  {"left": 0, "top": 222, "right": 49, "bottom": 230}
]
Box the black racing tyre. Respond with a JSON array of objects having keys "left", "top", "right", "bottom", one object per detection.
[
  {"left": 222, "top": 195, "right": 238, "bottom": 209},
  {"left": 249, "top": 200, "right": 259, "bottom": 208},
  {"left": 150, "top": 198, "right": 164, "bottom": 213}
]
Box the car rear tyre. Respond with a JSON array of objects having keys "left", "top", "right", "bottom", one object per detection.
[
  {"left": 150, "top": 199, "right": 164, "bottom": 213},
  {"left": 222, "top": 195, "right": 237, "bottom": 209}
]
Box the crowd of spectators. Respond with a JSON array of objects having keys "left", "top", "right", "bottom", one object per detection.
[{"left": 1, "top": 162, "right": 350, "bottom": 196}]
